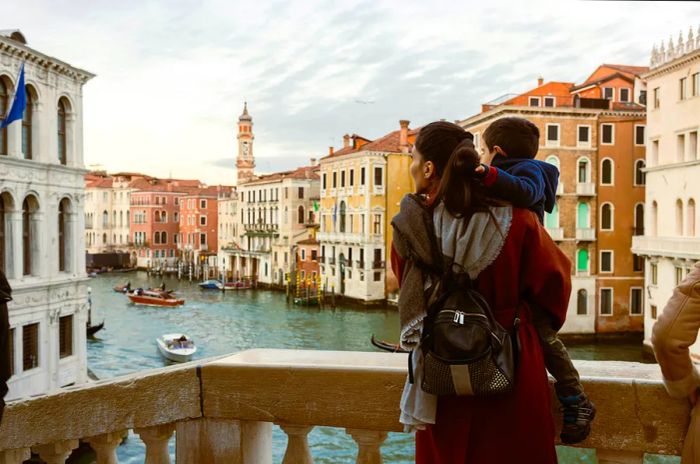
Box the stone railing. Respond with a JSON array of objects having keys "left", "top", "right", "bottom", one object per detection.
[
  {"left": 0, "top": 349, "right": 689, "bottom": 464},
  {"left": 632, "top": 235, "right": 700, "bottom": 260}
]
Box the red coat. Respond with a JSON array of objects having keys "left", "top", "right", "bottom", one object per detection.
[{"left": 392, "top": 208, "right": 571, "bottom": 464}]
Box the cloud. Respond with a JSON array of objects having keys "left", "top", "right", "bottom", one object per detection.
[{"left": 4, "top": 0, "right": 700, "bottom": 185}]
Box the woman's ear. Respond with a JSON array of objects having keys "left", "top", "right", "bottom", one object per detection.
[{"left": 424, "top": 160, "right": 435, "bottom": 179}]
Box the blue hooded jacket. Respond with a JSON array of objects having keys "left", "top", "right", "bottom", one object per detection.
[{"left": 485, "top": 154, "right": 559, "bottom": 224}]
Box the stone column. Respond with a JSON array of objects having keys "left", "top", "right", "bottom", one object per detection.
[
  {"left": 279, "top": 424, "right": 314, "bottom": 464},
  {"left": 29, "top": 101, "right": 42, "bottom": 162},
  {"left": 135, "top": 423, "right": 175, "bottom": 464},
  {"left": 32, "top": 439, "right": 79, "bottom": 464},
  {"left": 240, "top": 420, "right": 272, "bottom": 464},
  {"left": 85, "top": 430, "right": 127, "bottom": 464},
  {"left": 346, "top": 429, "right": 387, "bottom": 464},
  {"left": 0, "top": 448, "right": 30, "bottom": 464},
  {"left": 9, "top": 211, "right": 22, "bottom": 280}
]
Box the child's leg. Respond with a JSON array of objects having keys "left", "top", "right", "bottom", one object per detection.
[{"left": 532, "top": 308, "right": 583, "bottom": 398}]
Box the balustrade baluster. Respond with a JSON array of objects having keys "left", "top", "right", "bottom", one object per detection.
[
  {"left": 279, "top": 424, "right": 314, "bottom": 464},
  {"left": 596, "top": 449, "right": 644, "bottom": 464},
  {"left": 0, "top": 448, "right": 30, "bottom": 464},
  {"left": 346, "top": 429, "right": 387, "bottom": 464},
  {"left": 32, "top": 439, "right": 79, "bottom": 464},
  {"left": 135, "top": 423, "right": 175, "bottom": 464},
  {"left": 86, "top": 430, "right": 127, "bottom": 464}
]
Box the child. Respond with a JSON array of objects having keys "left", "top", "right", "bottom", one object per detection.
[{"left": 475, "top": 116, "right": 596, "bottom": 445}]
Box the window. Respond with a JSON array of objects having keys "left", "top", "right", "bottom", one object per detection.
[
  {"left": 600, "top": 250, "right": 613, "bottom": 272},
  {"left": 298, "top": 187, "right": 304, "bottom": 199},
  {"left": 639, "top": 90, "right": 647, "bottom": 105},
  {"left": 601, "top": 203, "right": 613, "bottom": 230},
  {"left": 635, "top": 125, "right": 645, "bottom": 146},
  {"left": 57, "top": 98, "right": 68, "bottom": 165},
  {"left": 651, "top": 263, "right": 658, "bottom": 285},
  {"left": 680, "top": 77, "right": 688, "bottom": 100},
  {"left": 340, "top": 171, "right": 345, "bottom": 188},
  {"left": 676, "top": 266, "right": 684, "bottom": 285},
  {"left": 59, "top": 315, "right": 73, "bottom": 358},
  {"left": 361, "top": 167, "right": 366, "bottom": 186},
  {"left": 339, "top": 201, "right": 346, "bottom": 233},
  {"left": 678, "top": 133, "right": 686, "bottom": 162},
  {"left": 693, "top": 73, "right": 700, "bottom": 97},
  {"left": 691, "top": 131, "right": 698, "bottom": 161},
  {"left": 301, "top": 249, "right": 306, "bottom": 260},
  {"left": 528, "top": 97, "right": 540, "bottom": 107},
  {"left": 298, "top": 205, "right": 304, "bottom": 224},
  {"left": 619, "top": 88, "right": 630, "bottom": 102},
  {"left": 600, "top": 288, "right": 613, "bottom": 315},
  {"left": 651, "top": 305, "right": 658, "bottom": 319},
  {"left": 653, "top": 87, "right": 660, "bottom": 108},
  {"left": 311, "top": 250, "right": 317, "bottom": 261},
  {"left": 543, "top": 96, "right": 555, "bottom": 107},
  {"left": 577, "top": 248, "right": 589, "bottom": 273},
  {"left": 349, "top": 169, "right": 355, "bottom": 186},
  {"left": 634, "top": 160, "right": 646, "bottom": 186},
  {"left": 58, "top": 198, "right": 70, "bottom": 272},
  {"left": 23, "top": 322, "right": 39, "bottom": 371},
  {"left": 162, "top": 231, "right": 167, "bottom": 244},
  {"left": 200, "top": 233, "right": 206, "bottom": 245},
  {"left": 0, "top": 78, "right": 8, "bottom": 155},
  {"left": 22, "top": 196, "right": 38, "bottom": 276},
  {"left": 546, "top": 124, "right": 559, "bottom": 146},
  {"left": 374, "top": 167, "right": 383, "bottom": 187},
  {"left": 200, "top": 215, "right": 206, "bottom": 226},
  {"left": 676, "top": 199, "right": 684, "bottom": 235},
  {"left": 651, "top": 139, "right": 659, "bottom": 166},
  {"left": 577, "top": 202, "right": 590, "bottom": 229},
  {"left": 688, "top": 199, "right": 696, "bottom": 236},
  {"left": 373, "top": 214, "right": 381, "bottom": 234},
  {"left": 634, "top": 203, "right": 645, "bottom": 235},
  {"left": 601, "top": 159, "right": 613, "bottom": 185},
  {"left": 633, "top": 255, "right": 644, "bottom": 272},
  {"left": 22, "top": 86, "right": 33, "bottom": 159},
  {"left": 174, "top": 212, "right": 179, "bottom": 223},
  {"left": 200, "top": 200, "right": 207, "bottom": 209},
  {"left": 577, "top": 126, "right": 591, "bottom": 146},
  {"left": 577, "top": 159, "right": 589, "bottom": 183},
  {"left": 630, "top": 288, "right": 643, "bottom": 315},
  {"left": 577, "top": 289, "right": 587, "bottom": 315},
  {"left": 322, "top": 173, "right": 327, "bottom": 190},
  {"left": 332, "top": 172, "right": 337, "bottom": 188},
  {"left": 603, "top": 87, "right": 614, "bottom": 100},
  {"left": 601, "top": 124, "right": 614, "bottom": 144}
]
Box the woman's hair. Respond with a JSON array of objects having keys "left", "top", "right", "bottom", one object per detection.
[{"left": 415, "top": 121, "right": 495, "bottom": 218}]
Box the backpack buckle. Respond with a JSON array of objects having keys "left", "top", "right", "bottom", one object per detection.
[{"left": 453, "top": 311, "right": 465, "bottom": 325}]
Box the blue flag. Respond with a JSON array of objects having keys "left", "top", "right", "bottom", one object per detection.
[{"left": 0, "top": 62, "right": 26, "bottom": 130}]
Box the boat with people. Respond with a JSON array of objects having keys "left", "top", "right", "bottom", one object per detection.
[
  {"left": 127, "top": 288, "right": 185, "bottom": 307},
  {"left": 223, "top": 280, "right": 252, "bottom": 290},
  {"left": 156, "top": 333, "right": 197, "bottom": 362},
  {"left": 198, "top": 279, "right": 224, "bottom": 290}
]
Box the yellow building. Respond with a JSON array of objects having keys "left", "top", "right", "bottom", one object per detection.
[{"left": 317, "top": 121, "right": 416, "bottom": 303}]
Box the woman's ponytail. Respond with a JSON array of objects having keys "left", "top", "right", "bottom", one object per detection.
[{"left": 436, "top": 137, "right": 481, "bottom": 218}]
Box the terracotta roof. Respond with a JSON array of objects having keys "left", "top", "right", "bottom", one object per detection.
[
  {"left": 297, "top": 238, "right": 319, "bottom": 245},
  {"left": 85, "top": 177, "right": 113, "bottom": 189},
  {"left": 243, "top": 165, "right": 320, "bottom": 186},
  {"left": 610, "top": 101, "right": 646, "bottom": 112},
  {"left": 603, "top": 64, "right": 649, "bottom": 77}
]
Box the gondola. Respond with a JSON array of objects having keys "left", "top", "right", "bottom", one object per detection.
[
  {"left": 87, "top": 321, "right": 105, "bottom": 337},
  {"left": 370, "top": 335, "right": 409, "bottom": 353}
]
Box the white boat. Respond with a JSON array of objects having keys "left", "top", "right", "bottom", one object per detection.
[{"left": 156, "top": 333, "right": 197, "bottom": 362}]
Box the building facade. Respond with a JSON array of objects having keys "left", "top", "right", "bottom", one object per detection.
[
  {"left": 178, "top": 186, "right": 230, "bottom": 271},
  {"left": 318, "top": 121, "right": 415, "bottom": 303},
  {"left": 216, "top": 189, "right": 239, "bottom": 280},
  {"left": 632, "top": 27, "right": 700, "bottom": 353},
  {"left": 84, "top": 172, "right": 133, "bottom": 256},
  {"left": 460, "top": 65, "right": 647, "bottom": 334},
  {"left": 0, "top": 30, "right": 93, "bottom": 399}
]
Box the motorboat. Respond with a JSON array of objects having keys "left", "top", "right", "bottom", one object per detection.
[
  {"left": 223, "top": 280, "right": 252, "bottom": 290},
  {"left": 127, "top": 289, "right": 185, "bottom": 307},
  {"left": 156, "top": 334, "right": 197, "bottom": 362},
  {"left": 113, "top": 282, "right": 131, "bottom": 293},
  {"left": 198, "top": 279, "right": 223, "bottom": 290}
]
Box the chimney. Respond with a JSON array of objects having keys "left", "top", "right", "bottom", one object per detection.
[
  {"left": 537, "top": 76, "right": 544, "bottom": 87},
  {"left": 343, "top": 134, "right": 350, "bottom": 148},
  {"left": 328, "top": 146, "right": 334, "bottom": 156},
  {"left": 310, "top": 157, "right": 317, "bottom": 166},
  {"left": 399, "top": 120, "right": 410, "bottom": 153}
]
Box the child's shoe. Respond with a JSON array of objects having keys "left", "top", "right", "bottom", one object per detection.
[{"left": 559, "top": 393, "right": 596, "bottom": 444}]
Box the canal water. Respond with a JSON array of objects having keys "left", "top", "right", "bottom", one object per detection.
[{"left": 86, "top": 272, "right": 675, "bottom": 464}]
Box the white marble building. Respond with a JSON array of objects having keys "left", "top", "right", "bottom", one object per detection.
[
  {"left": 632, "top": 26, "right": 700, "bottom": 354},
  {"left": 0, "top": 30, "right": 93, "bottom": 399}
]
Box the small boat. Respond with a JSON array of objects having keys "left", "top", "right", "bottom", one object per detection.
[
  {"left": 370, "top": 335, "right": 409, "bottom": 353},
  {"left": 127, "top": 289, "right": 185, "bottom": 307},
  {"left": 113, "top": 282, "right": 132, "bottom": 293},
  {"left": 157, "top": 333, "right": 197, "bottom": 362},
  {"left": 87, "top": 321, "right": 105, "bottom": 337},
  {"left": 224, "top": 280, "right": 252, "bottom": 290},
  {"left": 198, "top": 279, "right": 223, "bottom": 290}
]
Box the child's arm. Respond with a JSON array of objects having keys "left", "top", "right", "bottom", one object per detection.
[{"left": 476, "top": 161, "right": 546, "bottom": 209}]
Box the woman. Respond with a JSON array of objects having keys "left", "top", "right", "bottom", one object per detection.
[
  {"left": 652, "top": 262, "right": 700, "bottom": 463},
  {"left": 391, "top": 121, "right": 571, "bottom": 463}
]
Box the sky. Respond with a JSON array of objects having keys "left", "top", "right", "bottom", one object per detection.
[{"left": 4, "top": 0, "right": 700, "bottom": 185}]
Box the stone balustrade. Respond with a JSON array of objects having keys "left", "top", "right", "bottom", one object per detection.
[{"left": 0, "top": 349, "right": 691, "bottom": 463}]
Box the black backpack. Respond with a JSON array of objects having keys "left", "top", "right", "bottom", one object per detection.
[{"left": 413, "top": 271, "right": 521, "bottom": 396}]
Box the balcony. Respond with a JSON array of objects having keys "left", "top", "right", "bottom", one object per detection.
[
  {"left": 372, "top": 260, "right": 385, "bottom": 269},
  {"left": 0, "top": 349, "right": 689, "bottom": 464},
  {"left": 356, "top": 260, "right": 365, "bottom": 269},
  {"left": 576, "top": 183, "right": 596, "bottom": 196},
  {"left": 556, "top": 182, "right": 564, "bottom": 196},
  {"left": 576, "top": 228, "right": 596, "bottom": 241},
  {"left": 632, "top": 235, "right": 700, "bottom": 260},
  {"left": 546, "top": 227, "right": 564, "bottom": 241}
]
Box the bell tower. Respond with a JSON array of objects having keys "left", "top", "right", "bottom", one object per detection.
[{"left": 236, "top": 102, "right": 255, "bottom": 185}]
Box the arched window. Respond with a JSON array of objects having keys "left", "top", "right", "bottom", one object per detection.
[
  {"left": 577, "top": 158, "right": 590, "bottom": 183},
  {"left": 634, "top": 160, "right": 646, "bottom": 186},
  {"left": 577, "top": 202, "right": 590, "bottom": 229},
  {"left": 634, "top": 203, "right": 644, "bottom": 235},
  {"left": 57, "top": 98, "right": 68, "bottom": 165},
  {"left": 0, "top": 77, "right": 8, "bottom": 155},
  {"left": 22, "top": 86, "right": 34, "bottom": 159},
  {"left": 600, "top": 203, "right": 613, "bottom": 230},
  {"left": 161, "top": 231, "right": 167, "bottom": 244},
  {"left": 676, "top": 199, "right": 684, "bottom": 236},
  {"left": 601, "top": 159, "right": 613, "bottom": 185},
  {"left": 0, "top": 192, "right": 13, "bottom": 274},
  {"left": 22, "top": 195, "right": 39, "bottom": 276},
  {"left": 102, "top": 210, "right": 108, "bottom": 228},
  {"left": 651, "top": 201, "right": 658, "bottom": 236},
  {"left": 577, "top": 289, "right": 588, "bottom": 315},
  {"left": 298, "top": 205, "right": 304, "bottom": 224},
  {"left": 154, "top": 231, "right": 160, "bottom": 244},
  {"left": 119, "top": 211, "right": 123, "bottom": 227},
  {"left": 126, "top": 210, "right": 130, "bottom": 224},
  {"left": 339, "top": 201, "right": 347, "bottom": 233},
  {"left": 112, "top": 211, "right": 116, "bottom": 227},
  {"left": 161, "top": 211, "right": 167, "bottom": 223},
  {"left": 102, "top": 233, "right": 107, "bottom": 244},
  {"left": 577, "top": 249, "right": 589, "bottom": 273},
  {"left": 58, "top": 198, "right": 70, "bottom": 272},
  {"left": 688, "top": 199, "right": 696, "bottom": 237},
  {"left": 545, "top": 203, "right": 559, "bottom": 229},
  {"left": 154, "top": 211, "right": 161, "bottom": 223}
]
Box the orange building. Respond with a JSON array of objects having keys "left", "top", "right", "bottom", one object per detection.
[
  {"left": 178, "top": 186, "right": 233, "bottom": 268},
  {"left": 460, "top": 64, "right": 647, "bottom": 335}
]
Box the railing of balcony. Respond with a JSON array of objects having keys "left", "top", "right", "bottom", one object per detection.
[
  {"left": 0, "top": 350, "right": 688, "bottom": 464},
  {"left": 355, "top": 260, "right": 365, "bottom": 269},
  {"left": 372, "top": 260, "right": 385, "bottom": 269}
]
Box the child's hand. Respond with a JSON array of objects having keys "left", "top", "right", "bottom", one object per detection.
[{"left": 474, "top": 163, "right": 489, "bottom": 180}]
